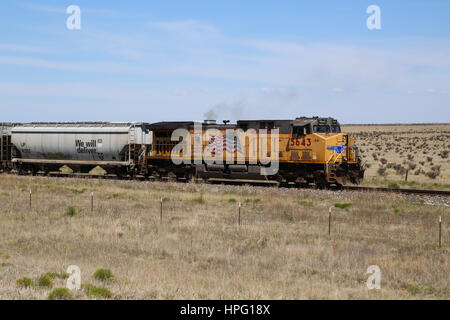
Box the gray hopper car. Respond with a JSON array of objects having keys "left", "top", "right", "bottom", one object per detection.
[{"left": 11, "top": 122, "right": 152, "bottom": 175}]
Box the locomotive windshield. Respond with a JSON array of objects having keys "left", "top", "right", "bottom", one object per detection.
[
  {"left": 313, "top": 124, "right": 341, "bottom": 133},
  {"left": 313, "top": 125, "right": 330, "bottom": 133},
  {"left": 331, "top": 125, "right": 341, "bottom": 133}
]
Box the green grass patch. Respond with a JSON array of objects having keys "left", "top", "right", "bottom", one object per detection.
[
  {"left": 82, "top": 283, "right": 112, "bottom": 299},
  {"left": 45, "top": 271, "right": 69, "bottom": 279},
  {"left": 66, "top": 206, "right": 81, "bottom": 216},
  {"left": 37, "top": 273, "right": 54, "bottom": 288},
  {"left": 297, "top": 200, "right": 313, "bottom": 207},
  {"left": 48, "top": 288, "right": 74, "bottom": 300},
  {"left": 16, "top": 277, "right": 33, "bottom": 288},
  {"left": 388, "top": 182, "right": 400, "bottom": 189},
  {"left": 93, "top": 268, "right": 114, "bottom": 282},
  {"left": 367, "top": 178, "right": 450, "bottom": 190},
  {"left": 334, "top": 203, "right": 352, "bottom": 210},
  {"left": 70, "top": 187, "right": 87, "bottom": 194},
  {"left": 228, "top": 198, "right": 237, "bottom": 203},
  {"left": 405, "top": 282, "right": 435, "bottom": 296}
]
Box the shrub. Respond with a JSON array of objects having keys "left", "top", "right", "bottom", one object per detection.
[
  {"left": 426, "top": 171, "right": 439, "bottom": 179},
  {"left": 408, "top": 162, "right": 417, "bottom": 170},
  {"left": 439, "top": 150, "right": 449, "bottom": 159},
  {"left": 380, "top": 158, "right": 387, "bottom": 165},
  {"left": 16, "top": 277, "right": 33, "bottom": 288},
  {"left": 66, "top": 206, "right": 81, "bottom": 216},
  {"left": 395, "top": 166, "right": 406, "bottom": 175},
  {"left": 93, "top": 269, "right": 114, "bottom": 282},
  {"left": 377, "top": 167, "right": 387, "bottom": 176},
  {"left": 82, "top": 283, "right": 112, "bottom": 299},
  {"left": 48, "top": 288, "right": 74, "bottom": 300},
  {"left": 228, "top": 198, "right": 237, "bottom": 203},
  {"left": 37, "top": 274, "right": 54, "bottom": 288},
  {"left": 431, "top": 165, "right": 441, "bottom": 172}
]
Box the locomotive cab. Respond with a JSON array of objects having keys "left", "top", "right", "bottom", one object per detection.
[
  {"left": 289, "top": 117, "right": 364, "bottom": 186},
  {"left": 292, "top": 117, "right": 341, "bottom": 135}
]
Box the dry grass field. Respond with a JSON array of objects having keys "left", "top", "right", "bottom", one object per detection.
[
  {"left": 342, "top": 123, "right": 450, "bottom": 189},
  {"left": 0, "top": 174, "right": 448, "bottom": 300}
]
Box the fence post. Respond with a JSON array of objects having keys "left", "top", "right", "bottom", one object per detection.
[
  {"left": 238, "top": 202, "right": 241, "bottom": 226},
  {"left": 405, "top": 169, "right": 409, "bottom": 182},
  {"left": 439, "top": 216, "right": 442, "bottom": 248},
  {"left": 29, "top": 189, "right": 32, "bottom": 210},
  {"left": 90, "top": 192, "right": 94, "bottom": 214},
  {"left": 160, "top": 197, "right": 163, "bottom": 222},
  {"left": 328, "top": 207, "right": 332, "bottom": 239}
]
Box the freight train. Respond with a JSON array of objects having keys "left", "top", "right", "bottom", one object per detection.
[{"left": 0, "top": 117, "right": 364, "bottom": 187}]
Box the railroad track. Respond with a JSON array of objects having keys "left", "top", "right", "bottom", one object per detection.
[
  {"left": 342, "top": 185, "right": 450, "bottom": 197},
  {"left": 7, "top": 172, "right": 450, "bottom": 197}
]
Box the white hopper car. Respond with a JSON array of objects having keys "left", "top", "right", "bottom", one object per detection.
[{"left": 11, "top": 122, "right": 152, "bottom": 175}]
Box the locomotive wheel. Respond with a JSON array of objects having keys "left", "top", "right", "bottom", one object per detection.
[
  {"left": 31, "top": 166, "right": 39, "bottom": 176},
  {"left": 167, "top": 171, "right": 177, "bottom": 182}
]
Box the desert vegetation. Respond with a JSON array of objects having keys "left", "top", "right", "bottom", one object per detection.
[
  {"left": 343, "top": 124, "right": 450, "bottom": 189},
  {"left": 0, "top": 174, "right": 448, "bottom": 299}
]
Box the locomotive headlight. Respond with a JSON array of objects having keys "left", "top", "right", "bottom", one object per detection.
[{"left": 342, "top": 136, "right": 347, "bottom": 143}]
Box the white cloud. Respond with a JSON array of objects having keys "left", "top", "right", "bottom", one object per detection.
[
  {"left": 20, "top": 2, "right": 118, "bottom": 16},
  {"left": 0, "top": 44, "right": 54, "bottom": 54},
  {"left": 150, "top": 20, "right": 220, "bottom": 40}
]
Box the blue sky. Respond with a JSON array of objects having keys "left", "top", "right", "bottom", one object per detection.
[{"left": 0, "top": 0, "right": 449, "bottom": 123}]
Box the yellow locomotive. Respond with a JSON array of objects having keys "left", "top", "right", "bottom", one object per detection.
[{"left": 145, "top": 117, "right": 364, "bottom": 187}]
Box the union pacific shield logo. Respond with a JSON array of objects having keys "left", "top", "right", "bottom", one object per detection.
[{"left": 327, "top": 145, "right": 346, "bottom": 154}]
